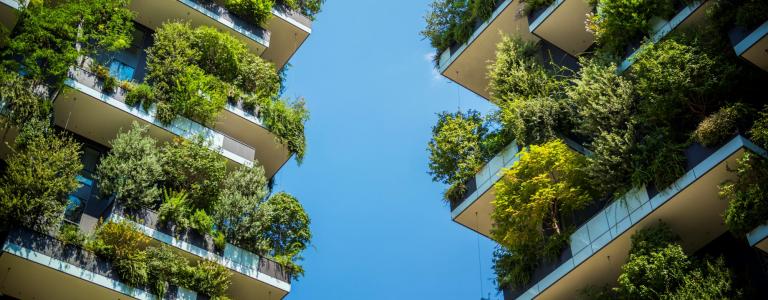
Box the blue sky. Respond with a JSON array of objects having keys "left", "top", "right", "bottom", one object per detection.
[{"left": 271, "top": 1, "right": 503, "bottom": 299}]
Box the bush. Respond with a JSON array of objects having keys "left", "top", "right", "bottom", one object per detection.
[
  {"left": 225, "top": 0, "right": 275, "bottom": 25},
  {"left": 97, "top": 123, "right": 164, "bottom": 210},
  {"left": 631, "top": 129, "right": 687, "bottom": 190},
  {"left": 721, "top": 153, "right": 768, "bottom": 235},
  {"left": 192, "top": 260, "right": 231, "bottom": 297},
  {"left": 750, "top": 106, "right": 768, "bottom": 149},
  {"left": 586, "top": 129, "right": 636, "bottom": 197},
  {"left": 612, "top": 222, "right": 733, "bottom": 299},
  {"left": 146, "top": 245, "right": 189, "bottom": 297},
  {"left": 498, "top": 96, "right": 567, "bottom": 146},
  {"left": 491, "top": 140, "right": 592, "bottom": 288},
  {"left": 693, "top": 103, "right": 751, "bottom": 147},
  {"left": 190, "top": 209, "right": 214, "bottom": 236},
  {"left": 421, "top": 0, "right": 498, "bottom": 57},
  {"left": 587, "top": 0, "right": 675, "bottom": 55},
  {"left": 59, "top": 223, "right": 86, "bottom": 246},
  {"left": 94, "top": 220, "right": 150, "bottom": 258},
  {"left": 124, "top": 83, "right": 154, "bottom": 109},
  {"left": 113, "top": 250, "right": 149, "bottom": 287},
  {"left": 258, "top": 97, "right": 309, "bottom": 162},
  {"left": 488, "top": 36, "right": 561, "bottom": 104},
  {"left": 161, "top": 137, "right": 227, "bottom": 211},
  {"left": 0, "top": 120, "right": 83, "bottom": 231},
  {"left": 158, "top": 189, "right": 191, "bottom": 231},
  {"left": 213, "top": 230, "right": 227, "bottom": 252},
  {"left": 277, "top": 0, "right": 324, "bottom": 19},
  {"left": 215, "top": 164, "right": 269, "bottom": 237}
]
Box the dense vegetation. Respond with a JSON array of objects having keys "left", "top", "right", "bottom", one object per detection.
[
  {"left": 426, "top": 1, "right": 768, "bottom": 292},
  {"left": 225, "top": 0, "right": 324, "bottom": 25},
  {"left": 96, "top": 124, "right": 311, "bottom": 279},
  {"left": 136, "top": 21, "right": 308, "bottom": 160},
  {"left": 584, "top": 223, "right": 734, "bottom": 299}
]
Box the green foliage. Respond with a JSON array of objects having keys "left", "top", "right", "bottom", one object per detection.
[
  {"left": 3, "top": 0, "right": 133, "bottom": 87},
  {"left": 158, "top": 189, "right": 191, "bottom": 231},
  {"left": 750, "top": 106, "right": 768, "bottom": 149},
  {"left": 427, "top": 110, "right": 511, "bottom": 202},
  {"left": 720, "top": 153, "right": 768, "bottom": 236},
  {"left": 213, "top": 230, "right": 227, "bottom": 252},
  {"left": 491, "top": 140, "right": 592, "bottom": 288},
  {"left": 277, "top": 0, "right": 324, "bottom": 19},
  {"left": 693, "top": 103, "right": 751, "bottom": 147},
  {"left": 214, "top": 164, "right": 269, "bottom": 237},
  {"left": 191, "top": 260, "right": 232, "bottom": 297},
  {"left": 258, "top": 97, "right": 309, "bottom": 162},
  {"left": 0, "top": 120, "right": 83, "bottom": 231},
  {"left": 588, "top": 0, "right": 675, "bottom": 55},
  {"left": 521, "top": 0, "right": 555, "bottom": 15},
  {"left": 97, "top": 123, "right": 164, "bottom": 210},
  {"left": 489, "top": 36, "right": 561, "bottom": 104},
  {"left": 612, "top": 222, "right": 733, "bottom": 299},
  {"left": 498, "top": 96, "right": 566, "bottom": 146},
  {"left": 567, "top": 58, "right": 634, "bottom": 139},
  {"left": 587, "top": 129, "right": 636, "bottom": 197},
  {"left": 225, "top": 0, "right": 275, "bottom": 25},
  {"left": 113, "top": 250, "right": 149, "bottom": 286},
  {"left": 59, "top": 223, "right": 86, "bottom": 246},
  {"left": 421, "top": 0, "right": 502, "bottom": 57},
  {"left": 124, "top": 83, "right": 154, "bottom": 109},
  {"left": 631, "top": 128, "right": 687, "bottom": 190},
  {"left": 161, "top": 137, "right": 227, "bottom": 211},
  {"left": 0, "top": 67, "right": 51, "bottom": 127},
  {"left": 190, "top": 209, "right": 215, "bottom": 236},
  {"left": 631, "top": 36, "right": 740, "bottom": 129}
]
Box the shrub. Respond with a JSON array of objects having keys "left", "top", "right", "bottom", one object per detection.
[
  {"left": 113, "top": 250, "right": 149, "bottom": 287},
  {"left": 612, "top": 222, "right": 733, "bottom": 299},
  {"left": 586, "top": 129, "right": 636, "bottom": 197},
  {"left": 94, "top": 219, "right": 150, "bottom": 258},
  {"left": 192, "top": 260, "right": 232, "bottom": 297},
  {"left": 213, "top": 230, "right": 227, "bottom": 252},
  {"left": 750, "top": 106, "right": 768, "bottom": 149},
  {"left": 488, "top": 36, "right": 561, "bottom": 104},
  {"left": 0, "top": 120, "right": 83, "bottom": 231},
  {"left": 258, "top": 97, "right": 309, "bottom": 163},
  {"left": 421, "top": 0, "right": 503, "bottom": 57},
  {"left": 225, "top": 0, "right": 275, "bottom": 25},
  {"left": 97, "top": 123, "right": 164, "bottom": 210},
  {"left": 277, "top": 0, "right": 324, "bottom": 19},
  {"left": 146, "top": 245, "right": 189, "bottom": 297},
  {"left": 693, "top": 103, "right": 751, "bottom": 147},
  {"left": 190, "top": 209, "right": 214, "bottom": 236},
  {"left": 631, "top": 129, "right": 687, "bottom": 190},
  {"left": 161, "top": 137, "right": 227, "bottom": 211},
  {"left": 124, "top": 83, "right": 154, "bottom": 109},
  {"left": 587, "top": 0, "right": 675, "bottom": 55},
  {"left": 158, "top": 189, "right": 191, "bottom": 231},
  {"left": 59, "top": 223, "right": 86, "bottom": 246},
  {"left": 720, "top": 153, "right": 768, "bottom": 235},
  {"left": 498, "top": 96, "right": 567, "bottom": 146}
]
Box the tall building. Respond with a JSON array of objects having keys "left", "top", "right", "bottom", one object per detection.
[
  {"left": 0, "top": 0, "right": 319, "bottom": 299},
  {"left": 424, "top": 0, "right": 768, "bottom": 299}
]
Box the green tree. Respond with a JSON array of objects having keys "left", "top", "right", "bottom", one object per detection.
[
  {"left": 720, "top": 153, "right": 768, "bottom": 236},
  {"left": 0, "top": 120, "right": 83, "bottom": 231},
  {"left": 427, "top": 110, "right": 488, "bottom": 202},
  {"left": 488, "top": 36, "right": 561, "bottom": 105},
  {"left": 161, "top": 136, "right": 227, "bottom": 211},
  {"left": 254, "top": 192, "right": 311, "bottom": 279},
  {"left": 587, "top": 0, "right": 675, "bottom": 55},
  {"left": 3, "top": 0, "right": 133, "bottom": 87},
  {"left": 498, "top": 96, "right": 566, "bottom": 146},
  {"left": 226, "top": 0, "right": 275, "bottom": 25},
  {"left": 0, "top": 67, "right": 51, "bottom": 128},
  {"left": 258, "top": 97, "right": 309, "bottom": 163},
  {"left": 214, "top": 164, "right": 270, "bottom": 238},
  {"left": 97, "top": 123, "right": 164, "bottom": 210},
  {"left": 277, "top": 0, "right": 324, "bottom": 19}
]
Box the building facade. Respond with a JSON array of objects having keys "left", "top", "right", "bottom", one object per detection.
[{"left": 424, "top": 0, "right": 768, "bottom": 299}]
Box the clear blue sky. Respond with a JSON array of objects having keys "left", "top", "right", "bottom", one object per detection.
[{"left": 273, "top": 1, "right": 502, "bottom": 299}]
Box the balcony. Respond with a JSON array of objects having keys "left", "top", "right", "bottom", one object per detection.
[
  {"left": 130, "top": 0, "right": 270, "bottom": 56},
  {"left": 617, "top": 0, "right": 712, "bottom": 73},
  {"left": 436, "top": 0, "right": 537, "bottom": 100},
  {"left": 0, "top": 227, "right": 200, "bottom": 300},
  {"left": 506, "top": 135, "right": 766, "bottom": 300},
  {"left": 108, "top": 203, "right": 291, "bottom": 300},
  {"left": 53, "top": 66, "right": 259, "bottom": 170},
  {"left": 450, "top": 141, "right": 521, "bottom": 239},
  {"left": 528, "top": 0, "right": 595, "bottom": 57},
  {"left": 731, "top": 20, "right": 768, "bottom": 72},
  {"left": 262, "top": 5, "right": 313, "bottom": 70}
]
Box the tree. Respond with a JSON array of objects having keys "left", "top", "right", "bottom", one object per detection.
[
  {"left": 277, "top": 0, "right": 324, "bottom": 20},
  {"left": 0, "top": 67, "right": 51, "bottom": 128},
  {"left": 161, "top": 136, "right": 227, "bottom": 211},
  {"left": 491, "top": 140, "right": 592, "bottom": 289},
  {"left": 214, "top": 163, "right": 270, "bottom": 238},
  {"left": 3, "top": 0, "right": 133, "bottom": 88},
  {"left": 97, "top": 123, "right": 164, "bottom": 210},
  {"left": 488, "top": 36, "right": 561, "bottom": 105},
  {"left": 720, "top": 153, "right": 768, "bottom": 236},
  {"left": 0, "top": 120, "right": 83, "bottom": 231}
]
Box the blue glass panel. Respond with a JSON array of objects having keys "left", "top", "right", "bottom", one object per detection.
[
  {"left": 64, "top": 195, "right": 85, "bottom": 223},
  {"left": 109, "top": 60, "right": 135, "bottom": 81}
]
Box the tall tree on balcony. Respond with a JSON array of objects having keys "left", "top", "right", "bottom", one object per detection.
[{"left": 0, "top": 120, "right": 83, "bottom": 231}]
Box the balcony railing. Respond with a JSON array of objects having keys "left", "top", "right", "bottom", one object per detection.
[
  {"left": 179, "top": 0, "right": 270, "bottom": 46},
  {"left": 110, "top": 201, "right": 292, "bottom": 285},
  {"left": 2, "top": 226, "right": 198, "bottom": 299},
  {"left": 65, "top": 65, "right": 257, "bottom": 167}
]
